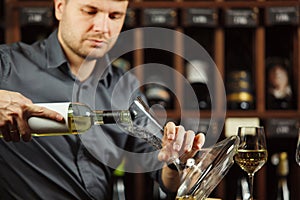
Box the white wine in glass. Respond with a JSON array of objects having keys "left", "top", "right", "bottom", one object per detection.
[
  {"left": 234, "top": 126, "right": 268, "bottom": 200},
  {"left": 296, "top": 128, "right": 300, "bottom": 166}
]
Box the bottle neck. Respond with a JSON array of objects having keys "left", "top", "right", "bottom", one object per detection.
[
  {"left": 277, "top": 178, "right": 289, "bottom": 200},
  {"left": 93, "top": 110, "right": 133, "bottom": 125},
  {"left": 276, "top": 152, "right": 290, "bottom": 200}
]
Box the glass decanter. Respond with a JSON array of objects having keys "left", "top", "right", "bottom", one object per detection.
[{"left": 126, "top": 96, "right": 240, "bottom": 200}]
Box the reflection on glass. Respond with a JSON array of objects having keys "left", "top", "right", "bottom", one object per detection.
[{"left": 296, "top": 128, "right": 300, "bottom": 166}]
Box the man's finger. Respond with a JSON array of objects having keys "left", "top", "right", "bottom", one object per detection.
[
  {"left": 26, "top": 104, "right": 64, "bottom": 122},
  {"left": 164, "top": 122, "right": 176, "bottom": 140},
  {"left": 173, "top": 125, "right": 185, "bottom": 151},
  {"left": 8, "top": 122, "right": 20, "bottom": 142},
  {"left": 15, "top": 116, "right": 32, "bottom": 142},
  {"left": 0, "top": 124, "right": 12, "bottom": 142},
  {"left": 193, "top": 133, "right": 205, "bottom": 150},
  {"left": 183, "top": 130, "right": 196, "bottom": 152}
]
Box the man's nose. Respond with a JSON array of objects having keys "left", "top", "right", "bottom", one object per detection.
[{"left": 93, "top": 13, "right": 109, "bottom": 33}]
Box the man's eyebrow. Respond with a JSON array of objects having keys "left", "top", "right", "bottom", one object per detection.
[
  {"left": 81, "top": 4, "right": 97, "bottom": 9},
  {"left": 80, "top": 4, "right": 126, "bottom": 14}
]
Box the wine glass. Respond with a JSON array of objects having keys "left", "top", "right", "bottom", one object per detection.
[
  {"left": 234, "top": 126, "right": 268, "bottom": 200},
  {"left": 296, "top": 128, "right": 300, "bottom": 166},
  {"left": 126, "top": 97, "right": 240, "bottom": 199}
]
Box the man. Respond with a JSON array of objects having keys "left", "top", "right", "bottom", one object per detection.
[{"left": 0, "top": 0, "right": 205, "bottom": 199}]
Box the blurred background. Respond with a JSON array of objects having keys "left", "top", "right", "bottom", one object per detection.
[{"left": 1, "top": 0, "right": 299, "bottom": 199}]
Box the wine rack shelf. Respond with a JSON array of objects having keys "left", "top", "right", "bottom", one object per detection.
[{"left": 1, "top": 0, "right": 300, "bottom": 200}]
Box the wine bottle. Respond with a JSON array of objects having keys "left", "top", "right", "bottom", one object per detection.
[
  {"left": 20, "top": 7, "right": 55, "bottom": 44},
  {"left": 271, "top": 152, "right": 290, "bottom": 200},
  {"left": 266, "top": 57, "right": 295, "bottom": 110},
  {"left": 0, "top": 102, "right": 133, "bottom": 137},
  {"left": 144, "top": 76, "right": 172, "bottom": 109},
  {"left": 235, "top": 177, "right": 250, "bottom": 200},
  {"left": 276, "top": 152, "right": 290, "bottom": 200},
  {"left": 226, "top": 70, "right": 254, "bottom": 110},
  {"left": 185, "top": 60, "right": 211, "bottom": 110}
]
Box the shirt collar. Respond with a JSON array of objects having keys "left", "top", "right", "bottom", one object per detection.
[
  {"left": 45, "top": 29, "right": 113, "bottom": 85},
  {"left": 45, "top": 29, "right": 67, "bottom": 69}
]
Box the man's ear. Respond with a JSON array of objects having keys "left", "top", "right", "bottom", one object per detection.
[{"left": 54, "top": 0, "right": 65, "bottom": 21}]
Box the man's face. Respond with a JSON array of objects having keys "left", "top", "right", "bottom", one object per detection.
[{"left": 55, "top": 0, "right": 128, "bottom": 59}]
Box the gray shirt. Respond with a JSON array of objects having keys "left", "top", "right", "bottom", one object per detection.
[{"left": 0, "top": 30, "right": 168, "bottom": 200}]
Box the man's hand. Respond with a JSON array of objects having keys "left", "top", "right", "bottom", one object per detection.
[
  {"left": 0, "top": 90, "right": 64, "bottom": 142},
  {"left": 158, "top": 122, "right": 205, "bottom": 192},
  {"left": 158, "top": 122, "right": 205, "bottom": 163}
]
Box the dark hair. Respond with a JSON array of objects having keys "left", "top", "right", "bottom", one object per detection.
[{"left": 266, "top": 57, "right": 290, "bottom": 73}]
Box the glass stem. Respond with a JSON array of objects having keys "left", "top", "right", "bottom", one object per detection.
[{"left": 248, "top": 173, "right": 254, "bottom": 200}]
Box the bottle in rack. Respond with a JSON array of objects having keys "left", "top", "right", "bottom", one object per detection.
[
  {"left": 20, "top": 7, "right": 56, "bottom": 44},
  {"left": 266, "top": 57, "right": 295, "bottom": 110},
  {"left": 271, "top": 152, "right": 290, "bottom": 200},
  {"left": 0, "top": 102, "right": 133, "bottom": 137},
  {"left": 185, "top": 60, "right": 211, "bottom": 110},
  {"left": 144, "top": 76, "right": 172, "bottom": 110},
  {"left": 235, "top": 177, "right": 250, "bottom": 200},
  {"left": 226, "top": 70, "right": 254, "bottom": 110}
]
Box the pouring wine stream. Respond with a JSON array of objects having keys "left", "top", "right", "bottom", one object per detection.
[{"left": 126, "top": 96, "right": 190, "bottom": 172}]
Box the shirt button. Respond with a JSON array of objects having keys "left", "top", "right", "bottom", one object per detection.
[{"left": 81, "top": 85, "right": 88, "bottom": 90}]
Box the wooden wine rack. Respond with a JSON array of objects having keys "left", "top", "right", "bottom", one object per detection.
[{"left": 1, "top": 0, "right": 299, "bottom": 199}]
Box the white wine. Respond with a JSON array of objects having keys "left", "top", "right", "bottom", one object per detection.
[
  {"left": 235, "top": 149, "right": 268, "bottom": 174},
  {"left": 68, "top": 116, "right": 92, "bottom": 134},
  {"left": 0, "top": 102, "right": 133, "bottom": 137},
  {"left": 175, "top": 195, "right": 196, "bottom": 200},
  {"left": 68, "top": 109, "right": 133, "bottom": 134}
]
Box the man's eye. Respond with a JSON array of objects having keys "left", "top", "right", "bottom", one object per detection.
[
  {"left": 82, "top": 9, "right": 97, "bottom": 15},
  {"left": 109, "top": 13, "right": 123, "bottom": 20}
]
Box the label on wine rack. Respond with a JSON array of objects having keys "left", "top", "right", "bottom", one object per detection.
[
  {"left": 265, "top": 6, "right": 299, "bottom": 26},
  {"left": 124, "top": 8, "right": 136, "bottom": 27},
  {"left": 224, "top": 8, "right": 258, "bottom": 27},
  {"left": 142, "top": 8, "right": 177, "bottom": 27},
  {"left": 20, "top": 7, "right": 53, "bottom": 26},
  {"left": 266, "top": 118, "right": 299, "bottom": 138},
  {"left": 182, "top": 8, "right": 218, "bottom": 27},
  {"left": 225, "top": 117, "right": 260, "bottom": 137}
]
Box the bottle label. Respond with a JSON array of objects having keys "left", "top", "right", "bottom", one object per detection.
[
  {"left": 226, "top": 70, "right": 254, "bottom": 104},
  {"left": 28, "top": 102, "right": 70, "bottom": 133}
]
